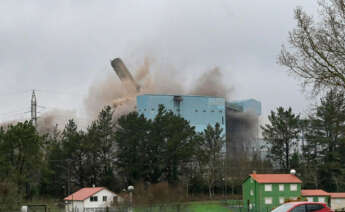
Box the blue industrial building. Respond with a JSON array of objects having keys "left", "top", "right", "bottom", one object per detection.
[
  {"left": 137, "top": 94, "right": 226, "bottom": 133},
  {"left": 136, "top": 94, "right": 262, "bottom": 156}
]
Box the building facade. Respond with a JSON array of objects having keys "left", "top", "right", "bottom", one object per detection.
[
  {"left": 330, "top": 193, "right": 345, "bottom": 210},
  {"left": 64, "top": 187, "right": 122, "bottom": 212},
  {"left": 242, "top": 174, "right": 302, "bottom": 212},
  {"left": 136, "top": 94, "right": 262, "bottom": 156},
  {"left": 137, "top": 94, "right": 226, "bottom": 133},
  {"left": 301, "top": 189, "right": 330, "bottom": 205}
]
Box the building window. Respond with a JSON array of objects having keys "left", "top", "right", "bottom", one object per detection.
[
  {"left": 279, "top": 197, "right": 285, "bottom": 204},
  {"left": 250, "top": 189, "right": 254, "bottom": 196},
  {"left": 195, "top": 109, "right": 198, "bottom": 112},
  {"left": 307, "top": 197, "right": 313, "bottom": 202},
  {"left": 318, "top": 197, "right": 325, "bottom": 202},
  {"left": 203, "top": 110, "right": 206, "bottom": 112},
  {"left": 265, "top": 197, "right": 272, "bottom": 205},
  {"left": 211, "top": 110, "right": 215, "bottom": 112},
  {"left": 90, "top": 196, "right": 98, "bottom": 202},
  {"left": 264, "top": 184, "right": 272, "bottom": 191},
  {"left": 279, "top": 184, "right": 284, "bottom": 191},
  {"left": 103, "top": 196, "right": 107, "bottom": 202},
  {"left": 290, "top": 184, "right": 297, "bottom": 191}
]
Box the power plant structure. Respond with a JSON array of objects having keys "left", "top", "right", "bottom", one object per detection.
[
  {"left": 137, "top": 94, "right": 261, "bottom": 157},
  {"left": 111, "top": 58, "right": 262, "bottom": 158}
]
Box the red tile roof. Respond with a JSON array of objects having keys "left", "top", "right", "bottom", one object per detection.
[
  {"left": 64, "top": 187, "right": 105, "bottom": 201},
  {"left": 330, "top": 193, "right": 345, "bottom": 198},
  {"left": 301, "top": 189, "right": 330, "bottom": 196},
  {"left": 250, "top": 174, "right": 302, "bottom": 183}
]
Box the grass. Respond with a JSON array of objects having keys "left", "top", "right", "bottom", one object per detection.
[
  {"left": 187, "top": 201, "right": 230, "bottom": 212},
  {"left": 134, "top": 201, "right": 231, "bottom": 212}
]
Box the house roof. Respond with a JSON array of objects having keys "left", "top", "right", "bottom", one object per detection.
[
  {"left": 329, "top": 193, "right": 345, "bottom": 198},
  {"left": 250, "top": 174, "right": 302, "bottom": 183},
  {"left": 64, "top": 187, "right": 105, "bottom": 201},
  {"left": 301, "top": 189, "right": 330, "bottom": 196}
]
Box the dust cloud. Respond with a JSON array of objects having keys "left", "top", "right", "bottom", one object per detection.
[{"left": 84, "top": 58, "right": 231, "bottom": 120}]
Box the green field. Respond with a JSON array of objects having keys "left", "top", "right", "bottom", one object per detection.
[
  {"left": 134, "top": 201, "right": 230, "bottom": 212},
  {"left": 187, "top": 201, "right": 230, "bottom": 212}
]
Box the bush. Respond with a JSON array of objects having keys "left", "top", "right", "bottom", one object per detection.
[{"left": 0, "top": 181, "right": 21, "bottom": 212}]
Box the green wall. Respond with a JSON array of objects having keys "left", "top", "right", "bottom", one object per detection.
[{"left": 243, "top": 176, "right": 302, "bottom": 212}]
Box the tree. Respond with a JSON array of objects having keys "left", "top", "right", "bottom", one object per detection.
[
  {"left": 115, "top": 105, "right": 198, "bottom": 185},
  {"left": 197, "top": 123, "right": 225, "bottom": 198},
  {"left": 85, "top": 106, "right": 118, "bottom": 190},
  {"left": 153, "top": 105, "right": 197, "bottom": 184},
  {"left": 115, "top": 111, "right": 153, "bottom": 184},
  {"left": 304, "top": 89, "right": 345, "bottom": 191},
  {"left": 261, "top": 107, "right": 300, "bottom": 170},
  {"left": 0, "top": 121, "right": 43, "bottom": 198},
  {"left": 279, "top": 0, "right": 345, "bottom": 92}
]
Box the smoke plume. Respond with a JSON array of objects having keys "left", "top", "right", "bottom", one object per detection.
[
  {"left": 84, "top": 58, "right": 231, "bottom": 120},
  {"left": 36, "top": 109, "right": 77, "bottom": 134},
  {"left": 190, "top": 67, "right": 232, "bottom": 98}
]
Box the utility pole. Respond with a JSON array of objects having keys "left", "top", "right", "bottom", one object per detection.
[{"left": 31, "top": 90, "right": 37, "bottom": 126}]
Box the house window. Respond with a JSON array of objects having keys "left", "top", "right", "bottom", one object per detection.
[
  {"left": 307, "top": 197, "right": 313, "bottom": 202},
  {"left": 279, "top": 184, "right": 284, "bottom": 191},
  {"left": 250, "top": 189, "right": 254, "bottom": 196},
  {"left": 103, "top": 196, "right": 107, "bottom": 202},
  {"left": 290, "top": 184, "right": 297, "bottom": 191},
  {"left": 265, "top": 197, "right": 272, "bottom": 205},
  {"left": 90, "top": 196, "right": 98, "bottom": 202},
  {"left": 264, "top": 184, "right": 272, "bottom": 191},
  {"left": 279, "top": 197, "right": 285, "bottom": 204},
  {"left": 318, "top": 197, "right": 325, "bottom": 202}
]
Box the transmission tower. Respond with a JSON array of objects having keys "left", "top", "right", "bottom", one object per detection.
[{"left": 31, "top": 90, "right": 37, "bottom": 126}]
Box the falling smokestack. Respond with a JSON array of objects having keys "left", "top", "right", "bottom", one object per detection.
[{"left": 111, "top": 58, "right": 140, "bottom": 93}]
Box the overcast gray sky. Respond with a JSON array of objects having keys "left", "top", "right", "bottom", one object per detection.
[{"left": 0, "top": 0, "right": 319, "bottom": 124}]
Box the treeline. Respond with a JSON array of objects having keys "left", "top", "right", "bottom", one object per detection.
[
  {"left": 0, "top": 105, "right": 265, "bottom": 206},
  {"left": 262, "top": 89, "right": 345, "bottom": 192}
]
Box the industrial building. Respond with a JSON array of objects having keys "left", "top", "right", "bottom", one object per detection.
[
  {"left": 136, "top": 94, "right": 261, "bottom": 157},
  {"left": 110, "top": 58, "right": 262, "bottom": 157}
]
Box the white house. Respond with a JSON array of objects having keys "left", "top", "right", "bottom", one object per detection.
[
  {"left": 64, "top": 187, "right": 122, "bottom": 212},
  {"left": 330, "top": 193, "right": 345, "bottom": 210}
]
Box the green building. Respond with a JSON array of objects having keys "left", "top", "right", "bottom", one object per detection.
[
  {"left": 243, "top": 173, "right": 302, "bottom": 212},
  {"left": 301, "top": 189, "right": 330, "bottom": 205}
]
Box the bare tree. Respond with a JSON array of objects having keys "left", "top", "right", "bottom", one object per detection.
[{"left": 279, "top": 0, "right": 345, "bottom": 92}]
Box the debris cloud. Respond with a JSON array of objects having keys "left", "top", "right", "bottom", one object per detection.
[{"left": 84, "top": 58, "right": 231, "bottom": 120}]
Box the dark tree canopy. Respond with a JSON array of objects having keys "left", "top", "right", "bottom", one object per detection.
[
  {"left": 304, "top": 89, "right": 345, "bottom": 191},
  {"left": 261, "top": 107, "right": 300, "bottom": 170},
  {"left": 280, "top": 0, "right": 345, "bottom": 92}
]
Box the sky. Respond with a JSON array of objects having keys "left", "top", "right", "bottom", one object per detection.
[{"left": 0, "top": 0, "right": 319, "bottom": 125}]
